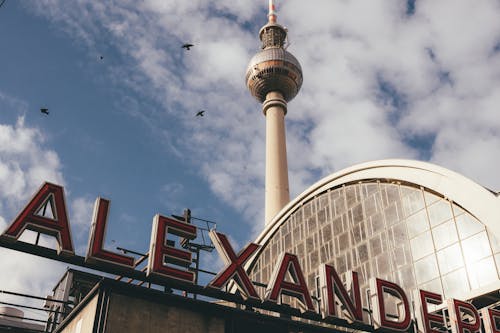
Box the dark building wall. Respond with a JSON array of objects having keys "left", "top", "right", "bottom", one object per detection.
[{"left": 104, "top": 293, "right": 224, "bottom": 333}]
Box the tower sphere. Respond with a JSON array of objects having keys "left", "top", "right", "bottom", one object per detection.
[{"left": 245, "top": 23, "right": 303, "bottom": 103}]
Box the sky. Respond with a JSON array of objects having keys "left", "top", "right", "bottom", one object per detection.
[{"left": 0, "top": 0, "right": 499, "bottom": 318}]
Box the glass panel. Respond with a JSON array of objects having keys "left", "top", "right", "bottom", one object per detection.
[
  {"left": 322, "top": 225, "right": 333, "bottom": 243},
  {"left": 406, "top": 210, "right": 429, "bottom": 238},
  {"left": 352, "top": 203, "right": 364, "bottom": 224},
  {"left": 442, "top": 268, "right": 469, "bottom": 299},
  {"left": 353, "top": 223, "right": 367, "bottom": 244},
  {"left": 433, "top": 220, "right": 458, "bottom": 250},
  {"left": 419, "top": 278, "right": 443, "bottom": 296},
  {"left": 393, "top": 243, "right": 411, "bottom": 269},
  {"left": 386, "top": 184, "right": 400, "bottom": 204},
  {"left": 467, "top": 256, "right": 498, "bottom": 289},
  {"left": 364, "top": 195, "right": 378, "bottom": 218},
  {"left": 370, "top": 236, "right": 383, "bottom": 257},
  {"left": 455, "top": 213, "right": 484, "bottom": 239},
  {"left": 411, "top": 231, "right": 435, "bottom": 260},
  {"left": 384, "top": 203, "right": 401, "bottom": 226},
  {"left": 427, "top": 200, "right": 452, "bottom": 227},
  {"left": 338, "top": 232, "right": 350, "bottom": 252},
  {"left": 336, "top": 255, "right": 347, "bottom": 274},
  {"left": 437, "top": 243, "right": 464, "bottom": 274},
  {"left": 345, "top": 186, "right": 359, "bottom": 209},
  {"left": 424, "top": 191, "right": 440, "bottom": 206},
  {"left": 452, "top": 204, "right": 465, "bottom": 217},
  {"left": 489, "top": 231, "right": 500, "bottom": 254},
  {"left": 391, "top": 222, "right": 408, "bottom": 246},
  {"left": 461, "top": 231, "right": 492, "bottom": 265},
  {"left": 318, "top": 207, "right": 328, "bottom": 225},
  {"left": 357, "top": 243, "right": 369, "bottom": 263},
  {"left": 371, "top": 212, "right": 385, "bottom": 235},
  {"left": 414, "top": 254, "right": 439, "bottom": 284},
  {"left": 332, "top": 216, "right": 343, "bottom": 234},
  {"left": 396, "top": 265, "right": 416, "bottom": 289},
  {"left": 401, "top": 187, "right": 425, "bottom": 217},
  {"left": 334, "top": 194, "right": 347, "bottom": 215},
  {"left": 376, "top": 254, "right": 391, "bottom": 276}
]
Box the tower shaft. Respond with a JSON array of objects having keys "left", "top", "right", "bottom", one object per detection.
[
  {"left": 246, "top": 1, "right": 302, "bottom": 226},
  {"left": 263, "top": 91, "right": 290, "bottom": 225}
]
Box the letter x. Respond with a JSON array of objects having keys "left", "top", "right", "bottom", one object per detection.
[{"left": 208, "top": 231, "right": 260, "bottom": 299}]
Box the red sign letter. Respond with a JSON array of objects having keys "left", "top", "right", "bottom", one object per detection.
[
  {"left": 369, "top": 278, "right": 411, "bottom": 332},
  {"left": 85, "top": 198, "right": 134, "bottom": 268},
  {"left": 207, "top": 231, "right": 260, "bottom": 300},
  {"left": 3, "top": 182, "right": 74, "bottom": 254},
  {"left": 414, "top": 289, "right": 444, "bottom": 333},
  {"left": 448, "top": 299, "right": 481, "bottom": 333},
  {"left": 147, "top": 215, "right": 197, "bottom": 283},
  {"left": 265, "top": 252, "right": 315, "bottom": 312},
  {"left": 320, "top": 264, "right": 363, "bottom": 323},
  {"left": 481, "top": 307, "right": 500, "bottom": 333}
]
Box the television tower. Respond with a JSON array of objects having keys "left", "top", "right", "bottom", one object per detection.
[{"left": 246, "top": 0, "right": 303, "bottom": 225}]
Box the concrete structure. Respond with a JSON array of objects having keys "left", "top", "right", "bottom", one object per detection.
[
  {"left": 246, "top": 0, "right": 303, "bottom": 225},
  {"left": 50, "top": 274, "right": 334, "bottom": 333},
  {"left": 247, "top": 159, "right": 500, "bottom": 317}
]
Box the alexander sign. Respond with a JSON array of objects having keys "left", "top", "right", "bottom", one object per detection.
[{"left": 1, "top": 182, "right": 499, "bottom": 333}]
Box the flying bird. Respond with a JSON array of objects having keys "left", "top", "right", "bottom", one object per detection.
[
  {"left": 40, "top": 108, "right": 49, "bottom": 115},
  {"left": 195, "top": 110, "right": 205, "bottom": 117},
  {"left": 0, "top": 0, "right": 6, "bottom": 9},
  {"left": 182, "top": 43, "right": 194, "bottom": 50}
]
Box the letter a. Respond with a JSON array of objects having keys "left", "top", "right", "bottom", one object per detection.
[
  {"left": 266, "top": 252, "right": 315, "bottom": 312},
  {"left": 3, "top": 182, "right": 74, "bottom": 254}
]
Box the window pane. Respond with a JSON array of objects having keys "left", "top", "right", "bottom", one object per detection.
[
  {"left": 427, "top": 200, "right": 452, "bottom": 227},
  {"left": 419, "top": 278, "right": 443, "bottom": 296},
  {"left": 437, "top": 243, "right": 464, "bottom": 274},
  {"left": 433, "top": 220, "right": 458, "bottom": 250},
  {"left": 442, "top": 268, "right": 469, "bottom": 299},
  {"left": 462, "top": 231, "right": 492, "bottom": 265},
  {"left": 456, "top": 213, "right": 484, "bottom": 239},
  {"left": 396, "top": 265, "right": 416, "bottom": 290},
  {"left": 406, "top": 210, "right": 429, "bottom": 238},
  {"left": 411, "top": 231, "right": 435, "bottom": 260},
  {"left": 467, "top": 256, "right": 498, "bottom": 289},
  {"left": 376, "top": 254, "right": 391, "bottom": 276},
  {"left": 414, "top": 255, "right": 439, "bottom": 284},
  {"left": 489, "top": 231, "right": 500, "bottom": 254},
  {"left": 424, "top": 191, "right": 440, "bottom": 206},
  {"left": 401, "top": 187, "right": 425, "bottom": 217}
]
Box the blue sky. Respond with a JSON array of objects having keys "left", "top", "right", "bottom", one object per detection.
[
  {"left": 0, "top": 1, "right": 253, "bottom": 251},
  {"left": 0, "top": 0, "right": 499, "bottom": 309}
]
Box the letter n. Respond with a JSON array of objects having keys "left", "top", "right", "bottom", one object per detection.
[
  {"left": 3, "top": 182, "right": 74, "bottom": 254},
  {"left": 320, "top": 264, "right": 363, "bottom": 323}
]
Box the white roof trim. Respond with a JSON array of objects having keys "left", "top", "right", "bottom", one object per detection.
[{"left": 253, "top": 159, "right": 500, "bottom": 248}]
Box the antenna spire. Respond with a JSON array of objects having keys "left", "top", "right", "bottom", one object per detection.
[{"left": 268, "top": 0, "right": 277, "bottom": 23}]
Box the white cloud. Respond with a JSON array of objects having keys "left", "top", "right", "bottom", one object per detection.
[
  {"left": 0, "top": 115, "right": 68, "bottom": 320},
  {"left": 69, "top": 196, "right": 94, "bottom": 254},
  {"left": 0, "top": 117, "right": 64, "bottom": 213},
  {"left": 24, "top": 0, "right": 500, "bottom": 235}
]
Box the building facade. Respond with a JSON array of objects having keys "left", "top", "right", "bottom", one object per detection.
[{"left": 248, "top": 159, "right": 500, "bottom": 317}]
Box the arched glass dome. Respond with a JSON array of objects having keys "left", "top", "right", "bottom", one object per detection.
[{"left": 247, "top": 160, "right": 500, "bottom": 315}]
